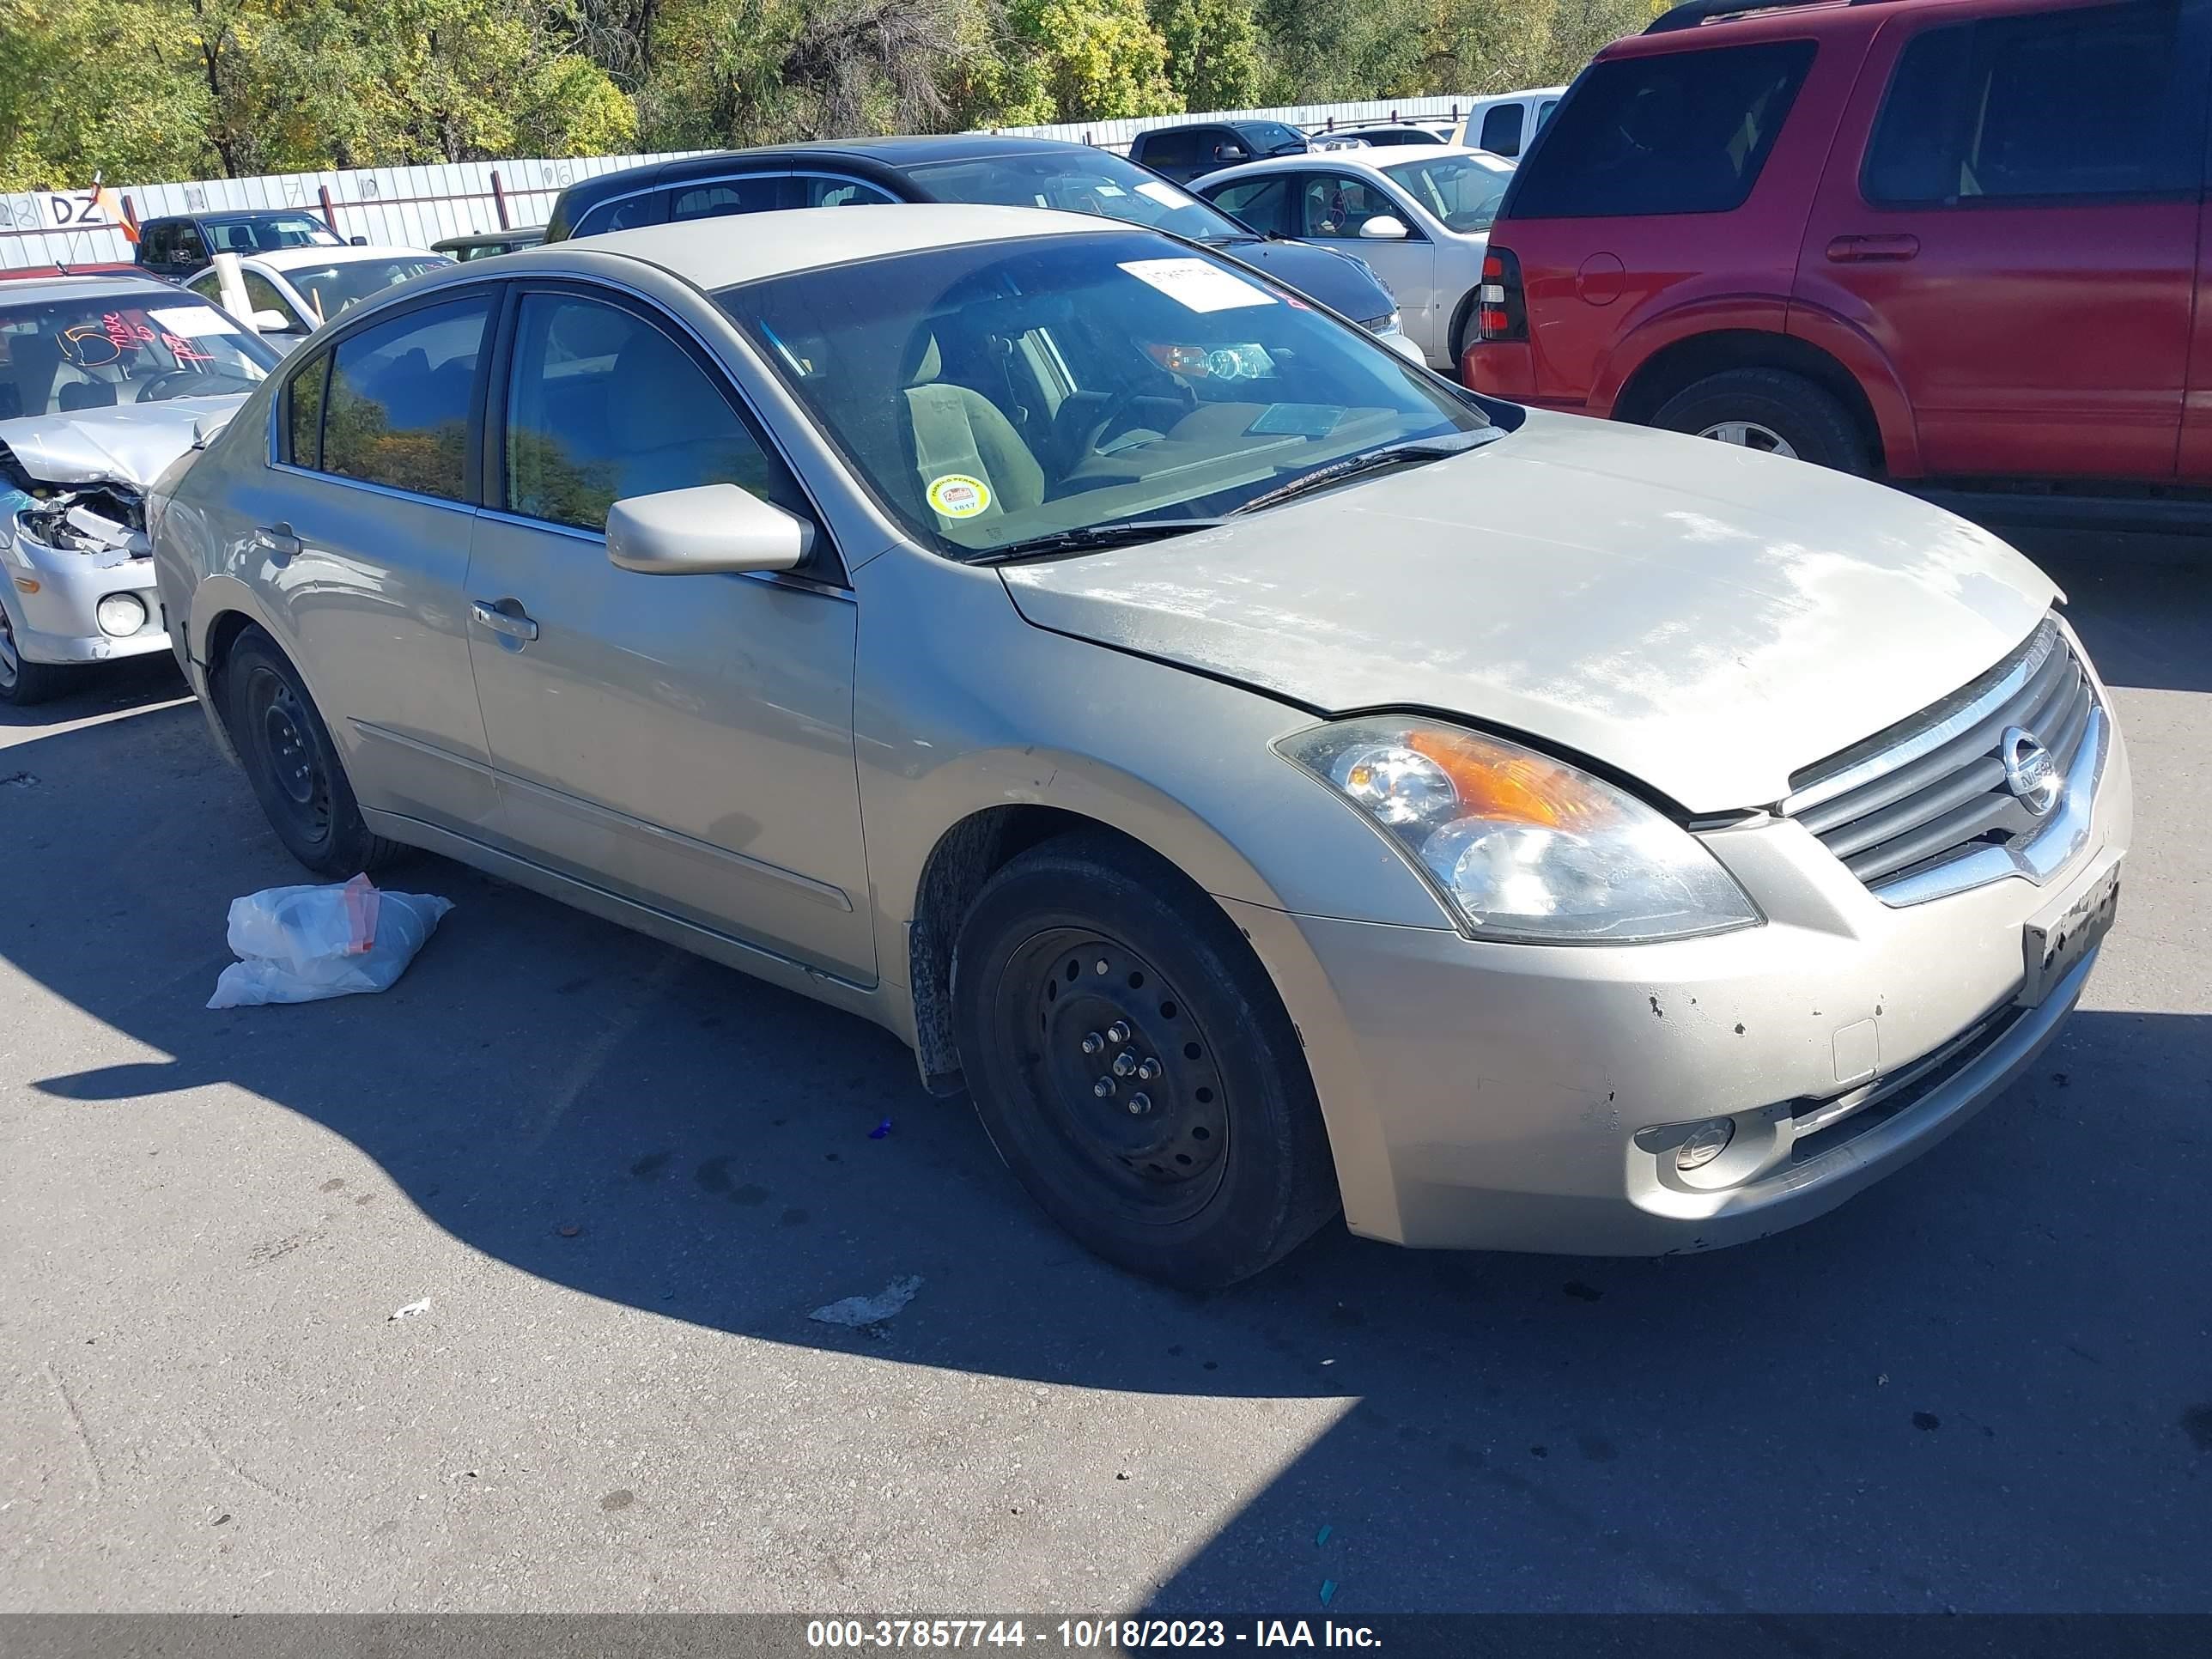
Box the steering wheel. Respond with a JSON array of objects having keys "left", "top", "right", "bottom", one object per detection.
[{"left": 137, "top": 368, "right": 212, "bottom": 402}]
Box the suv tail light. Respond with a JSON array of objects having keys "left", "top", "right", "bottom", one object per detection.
[{"left": 1476, "top": 247, "right": 1527, "bottom": 343}]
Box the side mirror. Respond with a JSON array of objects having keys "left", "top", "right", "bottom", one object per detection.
[
  {"left": 250, "top": 308, "right": 296, "bottom": 333},
  {"left": 349, "top": 235, "right": 368, "bottom": 246},
  {"left": 606, "top": 483, "right": 811, "bottom": 575},
  {"left": 1358, "top": 214, "right": 1410, "bottom": 240}
]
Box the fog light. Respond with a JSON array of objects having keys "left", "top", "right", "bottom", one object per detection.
[
  {"left": 1676, "top": 1118, "right": 1735, "bottom": 1171},
  {"left": 96, "top": 592, "right": 147, "bottom": 637}
]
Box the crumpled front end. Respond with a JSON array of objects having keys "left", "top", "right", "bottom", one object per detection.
[{"left": 3, "top": 431, "right": 186, "bottom": 670}]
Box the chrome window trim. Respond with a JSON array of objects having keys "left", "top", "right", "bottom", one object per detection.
[
  {"left": 579, "top": 169, "right": 895, "bottom": 236},
  {"left": 1781, "top": 620, "right": 2059, "bottom": 817},
  {"left": 1873, "top": 702, "right": 2108, "bottom": 907},
  {"left": 264, "top": 459, "right": 481, "bottom": 515}
]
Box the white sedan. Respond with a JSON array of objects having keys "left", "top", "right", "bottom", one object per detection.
[
  {"left": 1194, "top": 146, "right": 1515, "bottom": 372},
  {"left": 183, "top": 245, "right": 454, "bottom": 346}
]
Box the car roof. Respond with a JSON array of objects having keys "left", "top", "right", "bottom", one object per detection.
[
  {"left": 247, "top": 245, "right": 446, "bottom": 272},
  {"left": 527, "top": 203, "right": 1117, "bottom": 289},
  {"left": 1206, "top": 143, "right": 1507, "bottom": 178},
  {"left": 145, "top": 208, "right": 325, "bottom": 224},
  {"left": 0, "top": 272, "right": 188, "bottom": 306}
]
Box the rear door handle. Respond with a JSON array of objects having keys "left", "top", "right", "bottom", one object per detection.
[
  {"left": 252, "top": 523, "right": 301, "bottom": 561},
  {"left": 470, "top": 599, "right": 539, "bottom": 642},
  {"left": 1826, "top": 234, "right": 1920, "bottom": 263}
]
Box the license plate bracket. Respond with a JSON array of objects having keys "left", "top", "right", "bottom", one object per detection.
[{"left": 2018, "top": 862, "right": 2120, "bottom": 1007}]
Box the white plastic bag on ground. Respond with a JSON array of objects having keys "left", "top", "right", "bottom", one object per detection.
[{"left": 208, "top": 873, "right": 453, "bottom": 1009}]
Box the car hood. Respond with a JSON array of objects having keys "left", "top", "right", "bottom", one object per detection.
[
  {"left": 0, "top": 396, "right": 245, "bottom": 488},
  {"left": 999, "top": 414, "right": 2057, "bottom": 813},
  {"left": 1212, "top": 239, "right": 1395, "bottom": 324}
]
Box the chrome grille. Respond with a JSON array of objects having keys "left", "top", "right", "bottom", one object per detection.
[{"left": 1784, "top": 617, "right": 2103, "bottom": 904}]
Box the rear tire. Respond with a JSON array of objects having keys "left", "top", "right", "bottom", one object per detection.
[
  {"left": 952, "top": 830, "right": 1339, "bottom": 1289},
  {"left": 222, "top": 626, "right": 402, "bottom": 876},
  {"left": 0, "top": 599, "right": 71, "bottom": 706},
  {"left": 1651, "top": 368, "right": 1870, "bottom": 474}
]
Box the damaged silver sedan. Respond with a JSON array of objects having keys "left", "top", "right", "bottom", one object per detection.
[{"left": 2, "top": 274, "right": 277, "bottom": 703}]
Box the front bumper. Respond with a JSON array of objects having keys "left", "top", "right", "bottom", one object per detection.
[
  {"left": 3, "top": 523, "right": 172, "bottom": 665},
  {"left": 1226, "top": 701, "right": 2134, "bottom": 1255}
]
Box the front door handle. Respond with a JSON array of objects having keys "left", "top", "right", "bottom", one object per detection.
[
  {"left": 470, "top": 599, "right": 539, "bottom": 642},
  {"left": 252, "top": 523, "right": 301, "bottom": 561},
  {"left": 1826, "top": 234, "right": 1920, "bottom": 263}
]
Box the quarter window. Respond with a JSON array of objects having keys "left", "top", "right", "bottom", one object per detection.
[
  {"left": 501, "top": 292, "right": 803, "bottom": 534},
  {"left": 1863, "top": 3, "right": 2208, "bottom": 206},
  {"left": 286, "top": 352, "right": 329, "bottom": 466},
  {"left": 1504, "top": 41, "right": 1816, "bottom": 219},
  {"left": 319, "top": 296, "right": 488, "bottom": 501}
]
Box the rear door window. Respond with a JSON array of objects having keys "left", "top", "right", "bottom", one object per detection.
[
  {"left": 1862, "top": 2, "right": 2209, "bottom": 205},
  {"left": 1139, "top": 130, "right": 1201, "bottom": 170},
  {"left": 1505, "top": 41, "right": 1817, "bottom": 218},
  {"left": 319, "top": 296, "right": 489, "bottom": 501},
  {"left": 672, "top": 176, "right": 786, "bottom": 221},
  {"left": 1479, "top": 104, "right": 1525, "bottom": 156},
  {"left": 1207, "top": 176, "right": 1292, "bottom": 234}
]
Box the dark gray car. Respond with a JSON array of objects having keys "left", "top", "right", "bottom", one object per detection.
[{"left": 543, "top": 136, "right": 1414, "bottom": 354}]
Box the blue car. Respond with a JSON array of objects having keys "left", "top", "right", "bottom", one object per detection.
[{"left": 543, "top": 135, "right": 1417, "bottom": 360}]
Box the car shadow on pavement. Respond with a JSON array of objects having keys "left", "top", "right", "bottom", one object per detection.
[
  {"left": 3, "top": 670, "right": 2209, "bottom": 1613},
  {"left": 2025, "top": 542, "right": 2212, "bottom": 695}
]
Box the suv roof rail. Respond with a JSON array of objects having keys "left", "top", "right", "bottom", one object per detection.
[{"left": 1645, "top": 0, "right": 1896, "bottom": 33}]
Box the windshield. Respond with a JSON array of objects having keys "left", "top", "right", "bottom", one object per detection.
[
  {"left": 720, "top": 230, "right": 1486, "bottom": 558},
  {"left": 904, "top": 151, "right": 1257, "bottom": 243},
  {"left": 1238, "top": 123, "right": 1308, "bottom": 155},
  {"left": 204, "top": 214, "right": 341, "bottom": 253},
  {"left": 283, "top": 256, "right": 454, "bottom": 325},
  {"left": 0, "top": 293, "right": 277, "bottom": 419},
  {"left": 1381, "top": 155, "right": 1513, "bottom": 234}
]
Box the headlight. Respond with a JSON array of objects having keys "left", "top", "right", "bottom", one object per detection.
[
  {"left": 1277, "top": 718, "right": 1761, "bottom": 944},
  {"left": 1362, "top": 310, "right": 1403, "bottom": 335}
]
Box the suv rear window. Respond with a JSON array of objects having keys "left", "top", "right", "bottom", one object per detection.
[
  {"left": 1504, "top": 41, "right": 1815, "bottom": 219},
  {"left": 1863, "top": 2, "right": 2208, "bottom": 206}
]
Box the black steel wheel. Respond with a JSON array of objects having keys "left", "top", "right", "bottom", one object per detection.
[
  {"left": 222, "top": 626, "right": 400, "bottom": 875},
  {"left": 954, "top": 830, "right": 1338, "bottom": 1288}
]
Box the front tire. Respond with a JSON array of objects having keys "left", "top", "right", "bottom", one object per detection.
[
  {"left": 222, "top": 626, "right": 400, "bottom": 875},
  {"left": 952, "top": 831, "right": 1338, "bottom": 1289},
  {"left": 1651, "top": 368, "right": 1871, "bottom": 474},
  {"left": 0, "top": 599, "right": 71, "bottom": 706}
]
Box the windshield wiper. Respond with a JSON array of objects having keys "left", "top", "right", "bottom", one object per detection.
[
  {"left": 964, "top": 517, "right": 1230, "bottom": 565},
  {"left": 1228, "top": 430, "right": 1498, "bottom": 517}
]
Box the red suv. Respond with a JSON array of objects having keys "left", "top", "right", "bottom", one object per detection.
[{"left": 1467, "top": 0, "right": 2212, "bottom": 526}]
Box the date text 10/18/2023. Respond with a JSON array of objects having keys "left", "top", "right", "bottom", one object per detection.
[{"left": 805, "top": 1620, "right": 1383, "bottom": 1649}]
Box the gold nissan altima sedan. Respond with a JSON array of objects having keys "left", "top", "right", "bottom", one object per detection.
[{"left": 152, "top": 206, "right": 2130, "bottom": 1287}]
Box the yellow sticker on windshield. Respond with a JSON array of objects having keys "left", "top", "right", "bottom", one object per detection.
[{"left": 927, "top": 473, "right": 992, "bottom": 520}]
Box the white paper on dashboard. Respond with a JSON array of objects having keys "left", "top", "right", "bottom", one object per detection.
[
  {"left": 1134, "top": 180, "right": 1188, "bottom": 207},
  {"left": 148, "top": 305, "right": 244, "bottom": 337},
  {"left": 1117, "top": 258, "right": 1276, "bottom": 313}
]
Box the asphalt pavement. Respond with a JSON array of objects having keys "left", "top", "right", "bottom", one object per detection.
[{"left": 2, "top": 540, "right": 2206, "bottom": 1614}]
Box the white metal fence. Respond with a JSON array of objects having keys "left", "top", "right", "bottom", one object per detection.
[{"left": 0, "top": 94, "right": 1492, "bottom": 270}]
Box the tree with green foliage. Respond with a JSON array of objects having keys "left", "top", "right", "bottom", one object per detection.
[
  {"left": 1, "top": 0, "right": 1679, "bottom": 191},
  {"left": 1152, "top": 0, "right": 1261, "bottom": 114}
]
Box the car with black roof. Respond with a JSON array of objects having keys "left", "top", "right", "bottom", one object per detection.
[
  {"left": 543, "top": 135, "right": 1415, "bottom": 358},
  {"left": 134, "top": 210, "right": 349, "bottom": 281}
]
